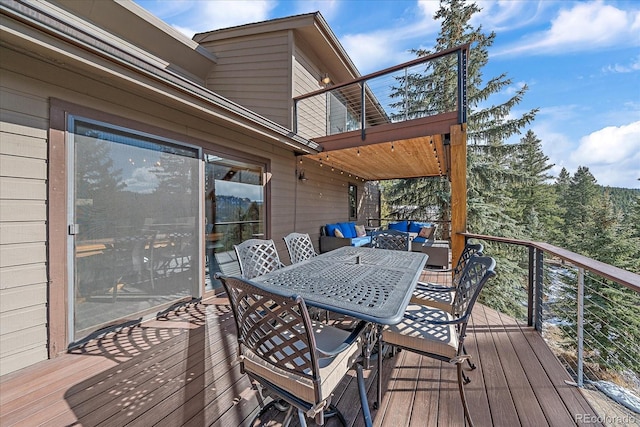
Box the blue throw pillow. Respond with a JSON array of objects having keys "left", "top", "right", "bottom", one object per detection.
[
  {"left": 326, "top": 223, "right": 340, "bottom": 237},
  {"left": 409, "top": 221, "right": 432, "bottom": 233},
  {"left": 338, "top": 222, "right": 356, "bottom": 238},
  {"left": 389, "top": 220, "right": 409, "bottom": 232},
  {"left": 348, "top": 222, "right": 357, "bottom": 238}
]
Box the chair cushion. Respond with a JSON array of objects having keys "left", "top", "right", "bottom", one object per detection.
[
  {"left": 337, "top": 222, "right": 356, "bottom": 238},
  {"left": 355, "top": 224, "right": 367, "bottom": 237},
  {"left": 240, "top": 321, "right": 362, "bottom": 403},
  {"left": 350, "top": 236, "right": 371, "bottom": 247},
  {"left": 388, "top": 220, "right": 409, "bottom": 232},
  {"left": 410, "top": 286, "right": 455, "bottom": 312},
  {"left": 325, "top": 223, "right": 340, "bottom": 237},
  {"left": 409, "top": 221, "right": 432, "bottom": 233},
  {"left": 383, "top": 305, "right": 458, "bottom": 360}
]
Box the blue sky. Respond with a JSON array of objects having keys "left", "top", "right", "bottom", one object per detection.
[{"left": 134, "top": 0, "right": 640, "bottom": 189}]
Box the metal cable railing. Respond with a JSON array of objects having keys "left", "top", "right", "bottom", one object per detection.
[
  {"left": 293, "top": 44, "right": 469, "bottom": 141},
  {"left": 461, "top": 233, "right": 640, "bottom": 416}
]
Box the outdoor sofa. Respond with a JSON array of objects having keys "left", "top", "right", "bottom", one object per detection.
[{"left": 319, "top": 222, "right": 372, "bottom": 253}]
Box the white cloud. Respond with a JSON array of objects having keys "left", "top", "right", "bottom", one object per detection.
[
  {"left": 199, "top": 0, "right": 275, "bottom": 31},
  {"left": 341, "top": 1, "right": 441, "bottom": 73},
  {"left": 473, "top": 0, "right": 549, "bottom": 32},
  {"left": 150, "top": 0, "right": 276, "bottom": 38},
  {"left": 342, "top": 32, "right": 415, "bottom": 74},
  {"left": 530, "top": 119, "right": 640, "bottom": 188},
  {"left": 571, "top": 121, "right": 640, "bottom": 165},
  {"left": 603, "top": 55, "right": 640, "bottom": 74},
  {"left": 495, "top": 1, "right": 640, "bottom": 56}
]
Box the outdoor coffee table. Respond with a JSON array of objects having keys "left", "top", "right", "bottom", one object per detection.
[{"left": 254, "top": 246, "right": 428, "bottom": 417}]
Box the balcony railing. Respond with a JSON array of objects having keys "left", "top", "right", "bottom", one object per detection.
[
  {"left": 462, "top": 232, "right": 640, "bottom": 414},
  {"left": 293, "top": 44, "right": 469, "bottom": 141}
]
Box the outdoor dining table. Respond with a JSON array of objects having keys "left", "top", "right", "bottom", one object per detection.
[{"left": 253, "top": 245, "right": 428, "bottom": 421}]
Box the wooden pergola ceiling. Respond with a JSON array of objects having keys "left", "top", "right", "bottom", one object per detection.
[
  {"left": 305, "top": 135, "right": 447, "bottom": 181},
  {"left": 304, "top": 112, "right": 458, "bottom": 181}
]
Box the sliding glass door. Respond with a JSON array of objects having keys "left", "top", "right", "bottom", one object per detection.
[{"left": 68, "top": 117, "right": 200, "bottom": 341}]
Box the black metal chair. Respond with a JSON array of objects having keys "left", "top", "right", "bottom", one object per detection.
[
  {"left": 371, "top": 229, "right": 410, "bottom": 251},
  {"left": 283, "top": 232, "right": 317, "bottom": 264},
  {"left": 233, "top": 238, "right": 285, "bottom": 279},
  {"left": 410, "top": 242, "right": 484, "bottom": 311},
  {"left": 217, "top": 274, "right": 371, "bottom": 426},
  {"left": 382, "top": 256, "right": 496, "bottom": 427}
]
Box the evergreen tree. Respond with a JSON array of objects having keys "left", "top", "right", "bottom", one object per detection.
[
  {"left": 562, "top": 166, "right": 600, "bottom": 254},
  {"left": 508, "top": 130, "right": 558, "bottom": 241}
]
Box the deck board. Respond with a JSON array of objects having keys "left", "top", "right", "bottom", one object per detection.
[{"left": 0, "top": 279, "right": 606, "bottom": 427}]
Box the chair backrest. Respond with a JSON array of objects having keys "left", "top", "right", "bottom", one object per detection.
[
  {"left": 452, "top": 256, "right": 496, "bottom": 331},
  {"left": 371, "top": 229, "right": 410, "bottom": 251},
  {"left": 451, "top": 243, "right": 484, "bottom": 285},
  {"left": 233, "top": 239, "right": 283, "bottom": 279},
  {"left": 283, "top": 232, "right": 317, "bottom": 264},
  {"left": 218, "top": 274, "right": 321, "bottom": 387}
]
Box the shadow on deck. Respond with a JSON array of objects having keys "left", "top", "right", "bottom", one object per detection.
[{"left": 0, "top": 270, "right": 609, "bottom": 426}]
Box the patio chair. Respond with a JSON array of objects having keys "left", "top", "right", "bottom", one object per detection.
[
  {"left": 410, "top": 243, "right": 483, "bottom": 311},
  {"left": 283, "top": 232, "right": 317, "bottom": 264},
  {"left": 371, "top": 229, "right": 410, "bottom": 251},
  {"left": 382, "top": 255, "right": 496, "bottom": 427},
  {"left": 233, "top": 238, "right": 285, "bottom": 279},
  {"left": 217, "top": 274, "right": 371, "bottom": 427}
]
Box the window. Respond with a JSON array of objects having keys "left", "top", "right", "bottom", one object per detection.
[{"left": 349, "top": 183, "right": 357, "bottom": 220}]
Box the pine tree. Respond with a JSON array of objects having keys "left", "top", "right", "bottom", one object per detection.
[{"left": 508, "top": 130, "right": 558, "bottom": 241}]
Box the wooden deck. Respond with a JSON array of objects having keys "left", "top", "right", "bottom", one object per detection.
[{"left": 1, "top": 270, "right": 604, "bottom": 427}]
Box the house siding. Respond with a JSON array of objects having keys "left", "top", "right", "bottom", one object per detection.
[
  {"left": 200, "top": 32, "right": 292, "bottom": 128},
  {"left": 292, "top": 43, "right": 327, "bottom": 140},
  {"left": 0, "top": 76, "right": 50, "bottom": 375}
]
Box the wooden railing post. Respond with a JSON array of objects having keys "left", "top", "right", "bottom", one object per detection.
[{"left": 450, "top": 124, "right": 467, "bottom": 266}]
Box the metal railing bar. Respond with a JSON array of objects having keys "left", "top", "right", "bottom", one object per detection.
[
  {"left": 293, "top": 44, "right": 471, "bottom": 102},
  {"left": 461, "top": 233, "right": 640, "bottom": 292}
]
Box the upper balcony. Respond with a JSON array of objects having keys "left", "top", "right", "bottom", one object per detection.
[{"left": 293, "top": 44, "right": 469, "bottom": 181}]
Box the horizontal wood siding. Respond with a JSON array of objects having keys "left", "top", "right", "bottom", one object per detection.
[
  {"left": 0, "top": 75, "right": 50, "bottom": 375},
  {"left": 293, "top": 43, "right": 327, "bottom": 140},
  {"left": 201, "top": 32, "right": 292, "bottom": 128}
]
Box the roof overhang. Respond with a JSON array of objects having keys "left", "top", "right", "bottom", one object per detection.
[{"left": 52, "top": 0, "right": 218, "bottom": 83}]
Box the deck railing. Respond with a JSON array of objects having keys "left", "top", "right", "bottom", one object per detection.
[
  {"left": 462, "top": 233, "right": 640, "bottom": 410},
  {"left": 293, "top": 44, "right": 469, "bottom": 141}
]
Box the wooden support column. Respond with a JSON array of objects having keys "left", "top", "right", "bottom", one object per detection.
[{"left": 449, "top": 123, "right": 467, "bottom": 268}]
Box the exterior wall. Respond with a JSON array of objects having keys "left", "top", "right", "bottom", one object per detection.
[
  {"left": 0, "top": 44, "right": 362, "bottom": 375},
  {"left": 0, "top": 73, "right": 49, "bottom": 375},
  {"left": 292, "top": 42, "right": 327, "bottom": 140},
  {"left": 199, "top": 32, "right": 293, "bottom": 128}
]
